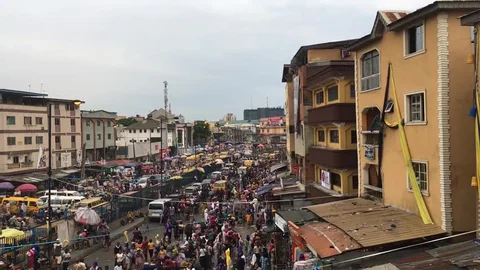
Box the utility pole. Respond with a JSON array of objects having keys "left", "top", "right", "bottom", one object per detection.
[{"left": 80, "top": 142, "right": 86, "bottom": 179}]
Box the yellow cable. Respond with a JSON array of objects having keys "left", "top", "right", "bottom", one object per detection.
[{"left": 389, "top": 63, "right": 433, "bottom": 224}]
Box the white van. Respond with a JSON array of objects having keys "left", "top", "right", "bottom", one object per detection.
[
  {"left": 39, "top": 195, "right": 86, "bottom": 211},
  {"left": 37, "top": 189, "right": 81, "bottom": 197},
  {"left": 148, "top": 199, "right": 172, "bottom": 221}
]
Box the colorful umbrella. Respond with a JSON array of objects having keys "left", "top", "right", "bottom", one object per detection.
[
  {"left": 17, "top": 183, "right": 37, "bottom": 192},
  {"left": 0, "top": 182, "right": 14, "bottom": 190},
  {"left": 215, "top": 159, "right": 224, "bottom": 164}
]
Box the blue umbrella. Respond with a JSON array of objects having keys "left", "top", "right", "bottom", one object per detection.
[
  {"left": 124, "top": 162, "right": 138, "bottom": 167},
  {"left": 0, "top": 182, "right": 14, "bottom": 190}
]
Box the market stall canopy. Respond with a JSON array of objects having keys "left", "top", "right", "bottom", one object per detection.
[
  {"left": 256, "top": 184, "right": 273, "bottom": 196},
  {"left": 17, "top": 183, "right": 37, "bottom": 192},
  {"left": 74, "top": 207, "right": 101, "bottom": 225},
  {"left": 186, "top": 155, "right": 201, "bottom": 160},
  {"left": 1, "top": 228, "right": 26, "bottom": 244},
  {"left": 0, "top": 182, "right": 14, "bottom": 190},
  {"left": 124, "top": 162, "right": 138, "bottom": 167},
  {"left": 215, "top": 159, "right": 224, "bottom": 164},
  {"left": 170, "top": 175, "right": 183, "bottom": 180}
]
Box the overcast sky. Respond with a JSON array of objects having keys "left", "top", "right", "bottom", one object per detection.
[{"left": 0, "top": 0, "right": 433, "bottom": 121}]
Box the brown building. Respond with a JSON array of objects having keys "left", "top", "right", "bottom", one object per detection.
[
  {"left": 259, "top": 116, "right": 286, "bottom": 144},
  {"left": 286, "top": 39, "right": 358, "bottom": 198}
]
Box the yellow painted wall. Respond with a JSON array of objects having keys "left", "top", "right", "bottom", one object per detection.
[
  {"left": 355, "top": 12, "right": 476, "bottom": 232},
  {"left": 285, "top": 82, "right": 294, "bottom": 155},
  {"left": 313, "top": 124, "right": 356, "bottom": 150},
  {"left": 312, "top": 79, "right": 355, "bottom": 107},
  {"left": 314, "top": 165, "right": 358, "bottom": 195},
  {"left": 308, "top": 48, "right": 352, "bottom": 63}
]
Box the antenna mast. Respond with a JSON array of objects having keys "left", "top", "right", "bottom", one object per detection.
[
  {"left": 163, "top": 81, "right": 168, "bottom": 118},
  {"left": 266, "top": 96, "right": 269, "bottom": 108},
  {"left": 169, "top": 102, "right": 172, "bottom": 115}
]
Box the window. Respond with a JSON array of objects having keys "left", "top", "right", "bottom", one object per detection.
[
  {"left": 327, "top": 85, "right": 339, "bottom": 102},
  {"left": 315, "top": 91, "right": 324, "bottom": 105},
  {"left": 107, "top": 133, "right": 112, "bottom": 140},
  {"left": 54, "top": 104, "right": 59, "bottom": 110},
  {"left": 54, "top": 118, "right": 60, "bottom": 125},
  {"left": 352, "top": 175, "right": 359, "bottom": 190},
  {"left": 329, "top": 130, "right": 339, "bottom": 143},
  {"left": 6, "top": 116, "right": 15, "bottom": 125},
  {"left": 143, "top": 129, "right": 147, "bottom": 133},
  {"left": 24, "top": 117, "right": 32, "bottom": 125},
  {"left": 150, "top": 129, "right": 154, "bottom": 133},
  {"left": 133, "top": 130, "right": 136, "bottom": 133},
  {"left": 86, "top": 121, "right": 91, "bottom": 126},
  {"left": 139, "top": 129, "right": 143, "bottom": 133},
  {"left": 70, "top": 119, "right": 75, "bottom": 126},
  {"left": 7, "top": 137, "right": 16, "bottom": 146},
  {"left": 405, "top": 24, "right": 424, "bottom": 55},
  {"left": 97, "top": 120, "right": 101, "bottom": 126},
  {"left": 71, "top": 136, "right": 76, "bottom": 142},
  {"left": 55, "top": 136, "right": 60, "bottom": 143},
  {"left": 36, "top": 136, "right": 43, "bottom": 144},
  {"left": 24, "top": 136, "right": 32, "bottom": 145},
  {"left": 86, "top": 134, "right": 91, "bottom": 141},
  {"left": 97, "top": 134, "right": 101, "bottom": 140},
  {"left": 350, "top": 84, "right": 355, "bottom": 98},
  {"left": 35, "top": 117, "right": 43, "bottom": 125},
  {"left": 107, "top": 121, "right": 111, "bottom": 127},
  {"left": 350, "top": 130, "right": 357, "bottom": 144},
  {"left": 406, "top": 92, "right": 426, "bottom": 123},
  {"left": 129, "top": 130, "right": 132, "bottom": 133},
  {"left": 157, "top": 128, "right": 160, "bottom": 133},
  {"left": 65, "top": 104, "right": 74, "bottom": 111},
  {"left": 317, "top": 129, "right": 325, "bottom": 142},
  {"left": 13, "top": 156, "right": 19, "bottom": 164},
  {"left": 408, "top": 161, "right": 428, "bottom": 194},
  {"left": 331, "top": 172, "right": 341, "bottom": 187},
  {"left": 361, "top": 50, "right": 380, "bottom": 91}
]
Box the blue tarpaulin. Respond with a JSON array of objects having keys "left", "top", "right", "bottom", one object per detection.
[{"left": 256, "top": 185, "right": 273, "bottom": 195}]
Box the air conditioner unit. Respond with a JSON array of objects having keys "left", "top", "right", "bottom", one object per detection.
[{"left": 341, "top": 49, "right": 351, "bottom": 59}]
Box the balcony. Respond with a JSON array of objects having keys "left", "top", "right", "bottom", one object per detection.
[
  {"left": 307, "top": 103, "right": 356, "bottom": 125},
  {"left": 308, "top": 146, "right": 357, "bottom": 169},
  {"left": 7, "top": 163, "right": 20, "bottom": 169},
  {"left": 21, "top": 161, "right": 33, "bottom": 168}
]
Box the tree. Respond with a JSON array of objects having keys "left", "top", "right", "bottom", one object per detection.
[
  {"left": 117, "top": 118, "right": 138, "bottom": 126},
  {"left": 193, "top": 121, "right": 211, "bottom": 144}
]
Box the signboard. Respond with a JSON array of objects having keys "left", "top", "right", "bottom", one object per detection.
[
  {"left": 76, "top": 149, "right": 82, "bottom": 167},
  {"left": 37, "top": 145, "right": 47, "bottom": 169},
  {"left": 293, "top": 75, "right": 300, "bottom": 133},
  {"left": 365, "top": 146, "right": 375, "bottom": 159},
  {"left": 274, "top": 213, "right": 288, "bottom": 233},
  {"left": 288, "top": 221, "right": 306, "bottom": 251},
  {"left": 158, "top": 148, "right": 170, "bottom": 160},
  {"left": 60, "top": 152, "right": 72, "bottom": 168},
  {"left": 267, "top": 117, "right": 284, "bottom": 126},
  {"left": 321, "top": 170, "right": 331, "bottom": 189}
]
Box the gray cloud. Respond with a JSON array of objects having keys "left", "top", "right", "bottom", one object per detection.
[{"left": 0, "top": 0, "right": 432, "bottom": 120}]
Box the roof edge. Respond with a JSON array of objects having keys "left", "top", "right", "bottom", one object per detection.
[{"left": 460, "top": 9, "right": 480, "bottom": 26}]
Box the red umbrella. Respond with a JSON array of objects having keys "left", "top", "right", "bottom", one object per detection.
[
  {"left": 17, "top": 184, "right": 37, "bottom": 192},
  {"left": 257, "top": 144, "right": 264, "bottom": 148}
]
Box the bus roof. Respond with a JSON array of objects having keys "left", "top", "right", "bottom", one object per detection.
[
  {"left": 216, "top": 180, "right": 227, "bottom": 184},
  {"left": 149, "top": 198, "right": 172, "bottom": 204}
]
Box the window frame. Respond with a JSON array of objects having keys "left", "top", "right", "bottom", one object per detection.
[
  {"left": 35, "top": 136, "right": 43, "bottom": 144},
  {"left": 24, "top": 136, "right": 32, "bottom": 145},
  {"left": 6, "top": 116, "right": 15, "bottom": 125},
  {"left": 35, "top": 117, "right": 43, "bottom": 125},
  {"left": 329, "top": 129, "right": 339, "bottom": 144},
  {"left": 24, "top": 117, "right": 32, "bottom": 125},
  {"left": 404, "top": 22, "right": 426, "bottom": 58},
  {"left": 350, "top": 129, "right": 357, "bottom": 144},
  {"left": 407, "top": 160, "right": 429, "bottom": 196},
  {"left": 97, "top": 133, "right": 101, "bottom": 140},
  {"left": 404, "top": 90, "right": 427, "bottom": 125},
  {"left": 86, "top": 134, "right": 91, "bottom": 141},
  {"left": 7, "top": 137, "right": 16, "bottom": 146},
  {"left": 316, "top": 128, "right": 325, "bottom": 143},
  {"left": 327, "top": 85, "right": 339, "bottom": 102},
  {"left": 360, "top": 49, "right": 380, "bottom": 92},
  {"left": 315, "top": 90, "right": 324, "bottom": 105}
]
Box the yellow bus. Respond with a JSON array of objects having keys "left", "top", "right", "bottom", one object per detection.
[
  {"left": 70, "top": 197, "right": 109, "bottom": 214},
  {"left": 213, "top": 180, "right": 227, "bottom": 191},
  {"left": 1, "top": 197, "right": 39, "bottom": 214}
]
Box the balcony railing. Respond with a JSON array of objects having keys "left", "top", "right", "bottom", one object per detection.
[
  {"left": 7, "top": 163, "right": 20, "bottom": 169},
  {"left": 307, "top": 103, "right": 356, "bottom": 125},
  {"left": 21, "top": 161, "right": 33, "bottom": 168},
  {"left": 308, "top": 146, "right": 357, "bottom": 169},
  {"left": 362, "top": 131, "right": 380, "bottom": 146},
  {"left": 55, "top": 143, "right": 61, "bottom": 150}
]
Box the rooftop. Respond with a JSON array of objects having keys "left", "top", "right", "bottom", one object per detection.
[
  {"left": 290, "top": 39, "right": 358, "bottom": 69},
  {"left": 125, "top": 118, "right": 163, "bottom": 130},
  {"left": 0, "top": 88, "right": 47, "bottom": 97}
]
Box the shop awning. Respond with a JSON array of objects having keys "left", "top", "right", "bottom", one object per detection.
[
  {"left": 0, "top": 172, "right": 48, "bottom": 183},
  {"left": 256, "top": 185, "right": 273, "bottom": 196},
  {"left": 270, "top": 162, "right": 287, "bottom": 173},
  {"left": 276, "top": 209, "right": 319, "bottom": 226},
  {"left": 305, "top": 198, "right": 445, "bottom": 249}
]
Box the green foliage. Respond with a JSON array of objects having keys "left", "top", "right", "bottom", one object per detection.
[
  {"left": 193, "top": 121, "right": 211, "bottom": 144},
  {"left": 117, "top": 118, "right": 137, "bottom": 126}
]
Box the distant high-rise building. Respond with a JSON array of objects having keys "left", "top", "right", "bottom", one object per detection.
[
  {"left": 243, "top": 107, "right": 284, "bottom": 121},
  {"left": 222, "top": 113, "right": 237, "bottom": 122}
]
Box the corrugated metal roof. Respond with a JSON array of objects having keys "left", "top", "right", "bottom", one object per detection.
[
  {"left": 301, "top": 221, "right": 362, "bottom": 258},
  {"left": 276, "top": 209, "right": 319, "bottom": 225},
  {"left": 0, "top": 88, "right": 47, "bottom": 97},
  {"left": 378, "top": 11, "right": 410, "bottom": 25},
  {"left": 305, "top": 198, "right": 445, "bottom": 248}
]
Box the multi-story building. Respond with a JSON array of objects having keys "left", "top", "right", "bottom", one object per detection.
[
  {"left": 222, "top": 113, "right": 237, "bottom": 122},
  {"left": 347, "top": 1, "right": 480, "bottom": 233},
  {"left": 0, "top": 89, "right": 48, "bottom": 175},
  {"left": 117, "top": 118, "right": 168, "bottom": 159},
  {"left": 81, "top": 110, "right": 117, "bottom": 162},
  {"left": 243, "top": 107, "right": 284, "bottom": 121},
  {"left": 259, "top": 116, "right": 286, "bottom": 144},
  {"left": 48, "top": 98, "right": 83, "bottom": 170},
  {"left": 282, "top": 64, "right": 297, "bottom": 173},
  {"left": 287, "top": 39, "right": 357, "bottom": 192}
]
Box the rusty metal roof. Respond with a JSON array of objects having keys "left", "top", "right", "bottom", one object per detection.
[
  {"left": 300, "top": 221, "right": 362, "bottom": 258},
  {"left": 378, "top": 11, "right": 410, "bottom": 25},
  {"left": 305, "top": 198, "right": 445, "bottom": 248}
]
